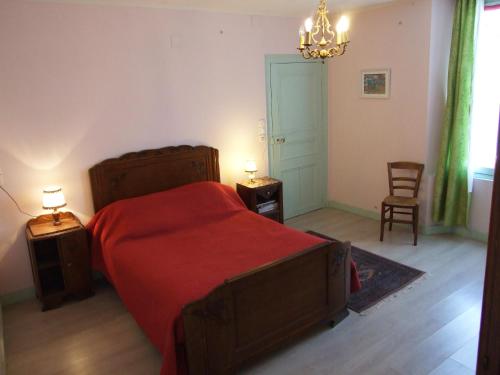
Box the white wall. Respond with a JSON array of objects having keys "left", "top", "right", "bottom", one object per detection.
[
  {"left": 0, "top": 0, "right": 300, "bottom": 296},
  {"left": 470, "top": 178, "right": 494, "bottom": 234},
  {"left": 328, "top": 0, "right": 493, "bottom": 235},
  {"left": 421, "top": 0, "right": 454, "bottom": 227},
  {"left": 328, "top": 0, "right": 432, "bottom": 215}
]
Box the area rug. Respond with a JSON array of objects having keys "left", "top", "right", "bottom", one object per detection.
[{"left": 307, "top": 231, "right": 425, "bottom": 313}]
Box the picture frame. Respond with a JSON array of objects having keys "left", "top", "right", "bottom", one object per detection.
[{"left": 361, "top": 69, "right": 391, "bottom": 98}]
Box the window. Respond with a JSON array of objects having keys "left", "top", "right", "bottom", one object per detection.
[{"left": 470, "top": 6, "right": 500, "bottom": 179}]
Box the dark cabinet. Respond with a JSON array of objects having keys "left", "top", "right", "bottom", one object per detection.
[
  {"left": 237, "top": 177, "right": 284, "bottom": 224},
  {"left": 26, "top": 212, "right": 92, "bottom": 311}
]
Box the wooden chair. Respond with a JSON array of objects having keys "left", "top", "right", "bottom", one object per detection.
[{"left": 380, "top": 162, "right": 424, "bottom": 246}]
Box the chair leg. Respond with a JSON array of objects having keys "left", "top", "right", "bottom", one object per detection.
[
  {"left": 380, "top": 203, "right": 385, "bottom": 242},
  {"left": 389, "top": 207, "right": 393, "bottom": 231},
  {"left": 413, "top": 205, "right": 419, "bottom": 246}
]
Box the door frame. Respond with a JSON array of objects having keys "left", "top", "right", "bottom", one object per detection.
[
  {"left": 264, "top": 54, "right": 329, "bottom": 215},
  {"left": 477, "top": 119, "right": 500, "bottom": 374}
]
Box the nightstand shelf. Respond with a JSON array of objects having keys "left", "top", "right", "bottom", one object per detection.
[
  {"left": 39, "top": 268, "right": 65, "bottom": 296},
  {"left": 237, "top": 177, "right": 284, "bottom": 223},
  {"left": 26, "top": 212, "right": 93, "bottom": 311}
]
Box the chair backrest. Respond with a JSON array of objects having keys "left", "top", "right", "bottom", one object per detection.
[{"left": 387, "top": 161, "right": 425, "bottom": 198}]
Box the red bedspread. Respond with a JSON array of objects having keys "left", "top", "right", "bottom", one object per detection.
[{"left": 87, "top": 182, "right": 360, "bottom": 375}]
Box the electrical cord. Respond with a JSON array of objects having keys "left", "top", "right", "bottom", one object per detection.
[{"left": 0, "top": 185, "right": 37, "bottom": 218}]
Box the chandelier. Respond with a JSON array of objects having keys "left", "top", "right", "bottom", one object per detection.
[{"left": 298, "top": 0, "right": 350, "bottom": 60}]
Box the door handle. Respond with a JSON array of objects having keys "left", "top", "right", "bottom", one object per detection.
[{"left": 275, "top": 137, "right": 286, "bottom": 144}]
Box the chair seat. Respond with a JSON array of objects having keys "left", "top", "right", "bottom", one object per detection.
[{"left": 383, "top": 195, "right": 419, "bottom": 207}]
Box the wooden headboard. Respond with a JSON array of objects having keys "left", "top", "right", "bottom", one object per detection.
[{"left": 89, "top": 145, "right": 220, "bottom": 212}]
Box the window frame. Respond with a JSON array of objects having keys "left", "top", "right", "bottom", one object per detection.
[{"left": 474, "top": 167, "right": 495, "bottom": 181}]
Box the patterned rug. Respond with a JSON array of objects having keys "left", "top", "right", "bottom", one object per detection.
[{"left": 307, "top": 231, "right": 425, "bottom": 313}]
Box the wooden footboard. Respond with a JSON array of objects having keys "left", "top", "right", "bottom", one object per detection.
[{"left": 182, "top": 240, "right": 351, "bottom": 374}]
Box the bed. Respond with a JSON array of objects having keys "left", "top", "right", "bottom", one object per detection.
[{"left": 87, "top": 145, "right": 358, "bottom": 375}]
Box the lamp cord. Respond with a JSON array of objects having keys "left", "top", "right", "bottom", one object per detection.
[{"left": 0, "top": 185, "right": 37, "bottom": 218}]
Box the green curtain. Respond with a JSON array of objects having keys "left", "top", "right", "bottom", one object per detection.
[{"left": 432, "top": 0, "right": 478, "bottom": 227}]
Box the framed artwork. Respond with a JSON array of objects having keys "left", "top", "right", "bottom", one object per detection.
[{"left": 361, "top": 69, "right": 391, "bottom": 98}]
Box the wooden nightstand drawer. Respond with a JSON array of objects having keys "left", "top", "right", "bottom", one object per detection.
[{"left": 256, "top": 184, "right": 279, "bottom": 200}]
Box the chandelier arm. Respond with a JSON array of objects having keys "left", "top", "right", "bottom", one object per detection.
[
  {"left": 325, "top": 19, "right": 335, "bottom": 43},
  {"left": 299, "top": 47, "right": 313, "bottom": 59},
  {"left": 322, "top": 13, "right": 334, "bottom": 42},
  {"left": 332, "top": 47, "right": 342, "bottom": 57},
  {"left": 337, "top": 43, "right": 348, "bottom": 56},
  {"left": 325, "top": 42, "right": 349, "bottom": 57},
  {"left": 312, "top": 16, "right": 321, "bottom": 45}
]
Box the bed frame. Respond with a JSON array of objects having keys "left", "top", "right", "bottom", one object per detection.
[{"left": 89, "top": 145, "right": 351, "bottom": 374}]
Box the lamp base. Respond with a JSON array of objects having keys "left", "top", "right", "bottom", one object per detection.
[
  {"left": 52, "top": 211, "right": 62, "bottom": 226},
  {"left": 246, "top": 171, "right": 257, "bottom": 184}
]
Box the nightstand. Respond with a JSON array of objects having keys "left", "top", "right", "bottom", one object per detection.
[
  {"left": 237, "top": 177, "right": 284, "bottom": 223},
  {"left": 26, "top": 212, "right": 93, "bottom": 311}
]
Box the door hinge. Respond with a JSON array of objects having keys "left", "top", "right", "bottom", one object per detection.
[{"left": 483, "top": 355, "right": 489, "bottom": 370}]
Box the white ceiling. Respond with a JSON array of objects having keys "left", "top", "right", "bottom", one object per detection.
[{"left": 39, "top": 0, "right": 395, "bottom": 17}]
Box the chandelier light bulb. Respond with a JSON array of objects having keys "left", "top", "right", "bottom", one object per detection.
[
  {"left": 304, "top": 17, "right": 314, "bottom": 32},
  {"left": 336, "top": 15, "right": 350, "bottom": 33}
]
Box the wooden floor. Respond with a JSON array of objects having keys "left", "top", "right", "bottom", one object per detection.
[{"left": 3, "top": 208, "right": 486, "bottom": 375}]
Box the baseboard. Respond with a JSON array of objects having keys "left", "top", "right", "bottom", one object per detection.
[
  {"left": 452, "top": 227, "right": 489, "bottom": 242},
  {"left": 0, "top": 271, "right": 106, "bottom": 307},
  {"left": 327, "top": 200, "right": 488, "bottom": 243},
  {"left": 420, "top": 225, "right": 451, "bottom": 235},
  {"left": 0, "top": 287, "right": 35, "bottom": 307},
  {"left": 326, "top": 201, "right": 380, "bottom": 220}
]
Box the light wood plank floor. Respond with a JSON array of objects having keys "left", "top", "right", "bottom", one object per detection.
[{"left": 3, "top": 208, "right": 486, "bottom": 375}]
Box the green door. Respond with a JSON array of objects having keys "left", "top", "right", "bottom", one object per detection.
[{"left": 266, "top": 55, "right": 328, "bottom": 220}]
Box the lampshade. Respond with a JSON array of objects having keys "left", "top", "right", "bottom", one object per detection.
[
  {"left": 42, "top": 186, "right": 67, "bottom": 210},
  {"left": 244, "top": 160, "right": 258, "bottom": 173}
]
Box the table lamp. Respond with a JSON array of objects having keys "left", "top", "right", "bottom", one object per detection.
[
  {"left": 42, "top": 186, "right": 67, "bottom": 226},
  {"left": 245, "top": 160, "right": 258, "bottom": 183}
]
